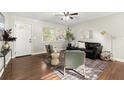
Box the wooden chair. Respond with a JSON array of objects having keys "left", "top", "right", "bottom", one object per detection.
[{"left": 45, "top": 45, "right": 54, "bottom": 59}]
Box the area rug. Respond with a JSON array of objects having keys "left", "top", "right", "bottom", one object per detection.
[{"left": 54, "top": 58, "right": 109, "bottom": 80}]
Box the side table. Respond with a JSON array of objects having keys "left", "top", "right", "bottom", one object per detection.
[{"left": 0, "top": 49, "right": 12, "bottom": 72}]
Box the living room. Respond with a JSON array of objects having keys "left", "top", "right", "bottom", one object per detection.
[{"left": 0, "top": 12, "right": 124, "bottom": 80}]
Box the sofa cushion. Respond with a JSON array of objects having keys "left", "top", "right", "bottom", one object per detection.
[
  {"left": 78, "top": 42, "right": 85, "bottom": 48},
  {"left": 85, "top": 49, "right": 94, "bottom": 53},
  {"left": 85, "top": 42, "right": 101, "bottom": 49}
]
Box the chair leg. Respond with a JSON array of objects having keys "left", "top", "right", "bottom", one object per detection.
[
  {"left": 64, "top": 67, "right": 66, "bottom": 76},
  {"left": 66, "top": 68, "right": 85, "bottom": 78},
  {"left": 83, "top": 66, "right": 90, "bottom": 79},
  {"left": 83, "top": 65, "right": 86, "bottom": 77}
]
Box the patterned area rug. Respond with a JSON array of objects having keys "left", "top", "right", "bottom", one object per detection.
[
  {"left": 54, "top": 58, "right": 109, "bottom": 80},
  {"left": 40, "top": 72, "right": 60, "bottom": 80}
]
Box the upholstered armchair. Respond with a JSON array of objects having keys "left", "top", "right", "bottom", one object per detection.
[
  {"left": 85, "top": 42, "right": 103, "bottom": 59},
  {"left": 64, "top": 50, "right": 86, "bottom": 78}
]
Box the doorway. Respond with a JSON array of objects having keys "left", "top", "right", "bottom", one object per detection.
[{"left": 15, "top": 21, "right": 32, "bottom": 57}]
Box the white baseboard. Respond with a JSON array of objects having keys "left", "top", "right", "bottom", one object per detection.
[
  {"left": 6, "top": 57, "right": 11, "bottom": 65},
  {"left": 12, "top": 52, "right": 47, "bottom": 57},
  {"left": 31, "top": 51, "right": 46, "bottom": 55},
  {"left": 0, "top": 68, "right": 4, "bottom": 78},
  {"left": 113, "top": 58, "right": 124, "bottom": 62}
]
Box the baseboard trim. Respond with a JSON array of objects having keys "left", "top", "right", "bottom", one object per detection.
[
  {"left": 113, "top": 58, "right": 124, "bottom": 62},
  {"left": 12, "top": 52, "right": 47, "bottom": 57},
  {"left": 31, "top": 52, "right": 46, "bottom": 55},
  {"left": 0, "top": 68, "right": 4, "bottom": 78},
  {"left": 6, "top": 57, "right": 11, "bottom": 65}
]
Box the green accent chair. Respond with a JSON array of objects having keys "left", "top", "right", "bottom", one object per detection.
[{"left": 64, "top": 50, "right": 86, "bottom": 78}]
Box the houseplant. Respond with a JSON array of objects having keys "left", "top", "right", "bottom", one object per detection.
[
  {"left": 2, "top": 28, "right": 16, "bottom": 50},
  {"left": 66, "top": 27, "right": 75, "bottom": 44}
]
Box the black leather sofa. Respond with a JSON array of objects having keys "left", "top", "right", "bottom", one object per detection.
[
  {"left": 85, "top": 42, "right": 103, "bottom": 59},
  {"left": 66, "top": 42, "right": 103, "bottom": 59},
  {"left": 66, "top": 43, "right": 86, "bottom": 51}
]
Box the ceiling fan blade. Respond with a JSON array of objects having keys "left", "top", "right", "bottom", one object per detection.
[
  {"left": 63, "top": 12, "right": 70, "bottom": 16},
  {"left": 63, "top": 12, "right": 66, "bottom": 16},
  {"left": 70, "top": 13, "right": 78, "bottom": 15},
  {"left": 70, "top": 17, "right": 74, "bottom": 19},
  {"left": 67, "top": 12, "right": 69, "bottom": 15}
]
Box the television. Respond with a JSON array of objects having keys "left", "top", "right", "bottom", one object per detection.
[{"left": 0, "top": 12, "right": 5, "bottom": 41}]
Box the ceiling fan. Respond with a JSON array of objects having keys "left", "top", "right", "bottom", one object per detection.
[{"left": 55, "top": 12, "right": 78, "bottom": 20}]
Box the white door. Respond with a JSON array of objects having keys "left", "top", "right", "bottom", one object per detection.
[{"left": 15, "top": 22, "right": 32, "bottom": 57}]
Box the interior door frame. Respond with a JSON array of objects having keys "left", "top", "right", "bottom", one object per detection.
[{"left": 14, "top": 21, "right": 32, "bottom": 57}]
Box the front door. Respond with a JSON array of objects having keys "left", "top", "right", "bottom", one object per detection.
[{"left": 15, "top": 22, "right": 32, "bottom": 57}]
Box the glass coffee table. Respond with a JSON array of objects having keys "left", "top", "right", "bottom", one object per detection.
[{"left": 44, "top": 50, "right": 64, "bottom": 75}]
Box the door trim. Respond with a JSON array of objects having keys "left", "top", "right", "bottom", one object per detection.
[{"left": 14, "top": 21, "right": 32, "bottom": 57}]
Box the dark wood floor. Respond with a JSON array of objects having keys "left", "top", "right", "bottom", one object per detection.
[
  {"left": 1, "top": 54, "right": 60, "bottom": 80},
  {"left": 1, "top": 54, "right": 124, "bottom": 80},
  {"left": 98, "top": 61, "right": 124, "bottom": 80}
]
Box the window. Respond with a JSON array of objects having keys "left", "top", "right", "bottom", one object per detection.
[{"left": 43, "top": 27, "right": 65, "bottom": 42}]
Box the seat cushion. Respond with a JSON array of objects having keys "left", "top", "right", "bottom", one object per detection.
[
  {"left": 78, "top": 42, "right": 85, "bottom": 48},
  {"left": 85, "top": 49, "right": 94, "bottom": 54}
]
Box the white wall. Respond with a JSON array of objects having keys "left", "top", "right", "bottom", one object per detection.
[
  {"left": 0, "top": 13, "right": 66, "bottom": 77},
  {"left": 71, "top": 13, "right": 124, "bottom": 61},
  {"left": 71, "top": 25, "right": 111, "bottom": 51},
  {"left": 5, "top": 14, "right": 66, "bottom": 56}
]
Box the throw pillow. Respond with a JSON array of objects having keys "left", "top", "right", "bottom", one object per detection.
[
  {"left": 71, "top": 40, "right": 76, "bottom": 47},
  {"left": 78, "top": 42, "right": 85, "bottom": 48}
]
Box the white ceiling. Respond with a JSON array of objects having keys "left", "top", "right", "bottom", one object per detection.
[{"left": 8, "top": 12, "right": 117, "bottom": 26}]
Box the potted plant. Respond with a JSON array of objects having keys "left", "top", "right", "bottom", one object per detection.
[
  {"left": 66, "top": 27, "right": 75, "bottom": 46},
  {"left": 2, "top": 28, "right": 16, "bottom": 50}
]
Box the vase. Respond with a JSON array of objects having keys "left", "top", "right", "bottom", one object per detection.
[
  {"left": 2, "top": 41, "right": 10, "bottom": 50},
  {"left": 51, "top": 53, "right": 60, "bottom": 66}
]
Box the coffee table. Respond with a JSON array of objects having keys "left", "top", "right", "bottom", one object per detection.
[{"left": 44, "top": 50, "right": 64, "bottom": 75}]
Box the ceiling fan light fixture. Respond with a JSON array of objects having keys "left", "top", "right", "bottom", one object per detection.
[
  {"left": 66, "top": 16, "right": 70, "bottom": 20},
  {"left": 61, "top": 16, "right": 70, "bottom": 20},
  {"left": 56, "top": 12, "right": 78, "bottom": 21}
]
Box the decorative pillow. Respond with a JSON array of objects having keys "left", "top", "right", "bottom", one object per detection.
[
  {"left": 78, "top": 42, "right": 85, "bottom": 48},
  {"left": 75, "top": 42, "right": 79, "bottom": 47},
  {"left": 71, "top": 40, "right": 76, "bottom": 47}
]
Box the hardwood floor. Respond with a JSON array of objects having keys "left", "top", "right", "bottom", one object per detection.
[
  {"left": 1, "top": 54, "right": 124, "bottom": 80},
  {"left": 98, "top": 61, "right": 124, "bottom": 80},
  {"left": 1, "top": 54, "right": 59, "bottom": 80}
]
